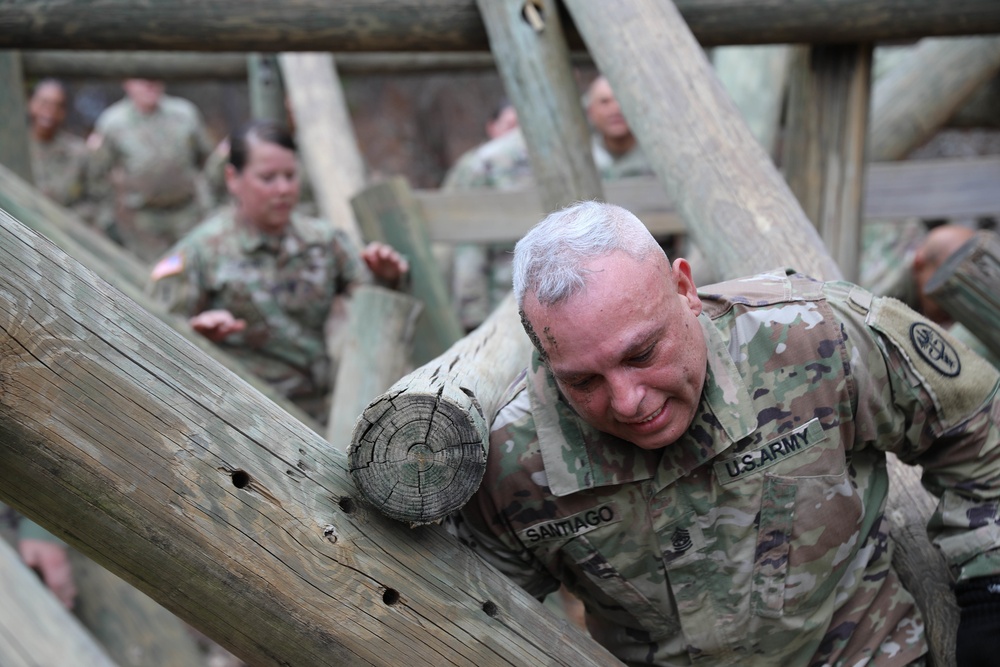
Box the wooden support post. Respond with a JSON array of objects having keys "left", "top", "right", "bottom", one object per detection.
[
  {"left": 783, "top": 44, "right": 873, "bottom": 283},
  {"left": 0, "top": 207, "right": 620, "bottom": 667},
  {"left": 351, "top": 177, "right": 464, "bottom": 364},
  {"left": 2, "top": 1, "right": 1000, "bottom": 51},
  {"left": 925, "top": 230, "right": 1000, "bottom": 359},
  {"left": 279, "top": 52, "right": 366, "bottom": 246},
  {"left": 0, "top": 539, "right": 119, "bottom": 667},
  {"left": 476, "top": 0, "right": 602, "bottom": 212},
  {"left": 0, "top": 162, "right": 322, "bottom": 432},
  {"left": 68, "top": 553, "right": 207, "bottom": 667},
  {"left": 563, "top": 0, "right": 840, "bottom": 281},
  {"left": 326, "top": 285, "right": 422, "bottom": 448},
  {"left": 247, "top": 53, "right": 287, "bottom": 123},
  {"left": 712, "top": 45, "right": 792, "bottom": 157},
  {"left": 869, "top": 36, "right": 1000, "bottom": 161},
  {"left": 349, "top": 293, "right": 531, "bottom": 524},
  {"left": 0, "top": 51, "right": 32, "bottom": 184}
]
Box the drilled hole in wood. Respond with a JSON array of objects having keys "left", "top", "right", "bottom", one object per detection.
[
  {"left": 482, "top": 600, "right": 499, "bottom": 618},
  {"left": 339, "top": 497, "right": 355, "bottom": 514},
  {"left": 231, "top": 470, "right": 250, "bottom": 488},
  {"left": 382, "top": 588, "right": 400, "bottom": 605}
]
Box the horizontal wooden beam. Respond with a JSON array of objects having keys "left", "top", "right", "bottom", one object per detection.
[
  {"left": 416, "top": 156, "right": 1000, "bottom": 244},
  {"left": 20, "top": 51, "right": 592, "bottom": 79},
  {"left": 2, "top": 1, "right": 999, "bottom": 52}
]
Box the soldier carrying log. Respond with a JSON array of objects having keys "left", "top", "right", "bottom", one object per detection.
[{"left": 450, "top": 200, "right": 1000, "bottom": 666}]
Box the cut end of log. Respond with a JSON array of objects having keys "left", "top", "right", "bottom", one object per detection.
[{"left": 347, "top": 390, "right": 488, "bottom": 525}]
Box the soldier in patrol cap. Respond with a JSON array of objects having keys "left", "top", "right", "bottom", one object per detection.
[
  {"left": 148, "top": 119, "right": 408, "bottom": 424},
  {"left": 450, "top": 200, "right": 1000, "bottom": 666}
]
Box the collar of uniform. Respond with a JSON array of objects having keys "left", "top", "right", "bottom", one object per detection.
[
  {"left": 527, "top": 313, "right": 756, "bottom": 497},
  {"left": 236, "top": 212, "right": 305, "bottom": 255}
]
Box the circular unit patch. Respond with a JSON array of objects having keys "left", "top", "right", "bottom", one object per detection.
[{"left": 909, "top": 322, "right": 961, "bottom": 377}]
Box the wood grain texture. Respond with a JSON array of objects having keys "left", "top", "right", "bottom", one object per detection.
[
  {"left": 2, "top": 1, "right": 1000, "bottom": 51},
  {"left": 247, "top": 53, "right": 287, "bottom": 124},
  {"left": 0, "top": 207, "right": 621, "bottom": 667},
  {"left": 476, "top": 0, "right": 602, "bottom": 213},
  {"left": 0, "top": 539, "right": 119, "bottom": 667},
  {"left": 564, "top": 0, "right": 842, "bottom": 282},
  {"left": 869, "top": 36, "right": 1000, "bottom": 161},
  {"left": 349, "top": 293, "right": 531, "bottom": 525},
  {"left": 712, "top": 45, "right": 791, "bottom": 157},
  {"left": 783, "top": 44, "right": 872, "bottom": 283}
]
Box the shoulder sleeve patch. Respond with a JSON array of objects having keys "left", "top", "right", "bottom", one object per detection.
[
  {"left": 150, "top": 253, "right": 185, "bottom": 281},
  {"left": 867, "top": 296, "right": 1000, "bottom": 428}
]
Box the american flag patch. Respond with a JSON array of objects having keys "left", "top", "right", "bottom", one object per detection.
[{"left": 150, "top": 253, "right": 184, "bottom": 281}]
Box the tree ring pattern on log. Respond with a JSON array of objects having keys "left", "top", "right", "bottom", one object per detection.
[{"left": 348, "top": 391, "right": 487, "bottom": 525}]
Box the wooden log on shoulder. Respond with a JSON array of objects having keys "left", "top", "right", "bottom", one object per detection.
[
  {"left": 326, "top": 285, "right": 422, "bottom": 448},
  {"left": 348, "top": 293, "right": 531, "bottom": 525},
  {"left": 0, "top": 539, "right": 119, "bottom": 667},
  {"left": 925, "top": 230, "right": 1000, "bottom": 360},
  {"left": 0, "top": 207, "right": 620, "bottom": 667}
]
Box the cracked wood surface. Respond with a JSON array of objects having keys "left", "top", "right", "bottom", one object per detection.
[{"left": 0, "top": 208, "right": 618, "bottom": 667}]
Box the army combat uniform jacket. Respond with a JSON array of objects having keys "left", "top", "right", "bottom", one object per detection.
[
  {"left": 455, "top": 271, "right": 1000, "bottom": 666},
  {"left": 148, "top": 208, "right": 362, "bottom": 420}
]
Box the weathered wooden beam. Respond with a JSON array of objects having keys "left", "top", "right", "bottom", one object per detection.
[
  {"left": 869, "top": 35, "right": 1000, "bottom": 161},
  {"left": 564, "top": 0, "right": 839, "bottom": 281},
  {"left": 247, "top": 53, "right": 287, "bottom": 123},
  {"left": 0, "top": 206, "right": 621, "bottom": 667},
  {"left": 783, "top": 44, "right": 873, "bottom": 283},
  {"left": 279, "top": 52, "right": 366, "bottom": 246},
  {"left": 476, "top": 0, "right": 602, "bottom": 212},
  {"left": 19, "top": 50, "right": 597, "bottom": 79},
  {"left": 925, "top": 230, "right": 1000, "bottom": 360},
  {"left": 326, "top": 285, "right": 422, "bottom": 448},
  {"left": 3, "top": 1, "right": 1000, "bottom": 52},
  {"left": 0, "top": 539, "right": 119, "bottom": 667},
  {"left": 414, "top": 157, "right": 1000, "bottom": 244},
  {"left": 712, "top": 45, "right": 791, "bottom": 157},
  {"left": 352, "top": 177, "right": 464, "bottom": 364},
  {"left": 0, "top": 51, "right": 32, "bottom": 184}
]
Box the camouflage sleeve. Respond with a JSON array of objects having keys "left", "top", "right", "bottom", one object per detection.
[
  {"left": 146, "top": 243, "right": 207, "bottom": 317},
  {"left": 85, "top": 128, "right": 118, "bottom": 233},
  {"left": 190, "top": 112, "right": 214, "bottom": 168},
  {"left": 441, "top": 149, "right": 489, "bottom": 191},
  {"left": 330, "top": 229, "right": 367, "bottom": 293},
  {"left": 450, "top": 389, "right": 562, "bottom": 601},
  {"left": 830, "top": 283, "right": 1000, "bottom": 582}
]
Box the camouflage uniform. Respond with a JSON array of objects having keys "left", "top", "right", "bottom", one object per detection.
[
  {"left": 89, "top": 94, "right": 214, "bottom": 263},
  {"left": 29, "top": 130, "right": 93, "bottom": 223},
  {"left": 148, "top": 207, "right": 362, "bottom": 422},
  {"left": 454, "top": 270, "right": 1000, "bottom": 666},
  {"left": 591, "top": 135, "right": 654, "bottom": 180},
  {"left": 442, "top": 128, "right": 533, "bottom": 331}
]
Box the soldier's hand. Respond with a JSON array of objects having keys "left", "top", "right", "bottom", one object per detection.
[
  {"left": 18, "top": 538, "right": 77, "bottom": 609},
  {"left": 361, "top": 242, "right": 409, "bottom": 289},
  {"left": 190, "top": 309, "right": 246, "bottom": 342}
]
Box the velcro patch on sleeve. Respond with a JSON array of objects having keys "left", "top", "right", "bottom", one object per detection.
[{"left": 868, "top": 296, "right": 1000, "bottom": 428}]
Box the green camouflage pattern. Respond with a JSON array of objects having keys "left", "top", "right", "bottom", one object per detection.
[
  {"left": 453, "top": 270, "right": 1000, "bottom": 666},
  {"left": 147, "top": 207, "right": 361, "bottom": 421},
  {"left": 89, "top": 94, "right": 213, "bottom": 262},
  {"left": 29, "top": 130, "right": 94, "bottom": 223}
]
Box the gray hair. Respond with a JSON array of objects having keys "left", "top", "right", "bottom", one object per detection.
[{"left": 512, "top": 200, "right": 665, "bottom": 309}]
